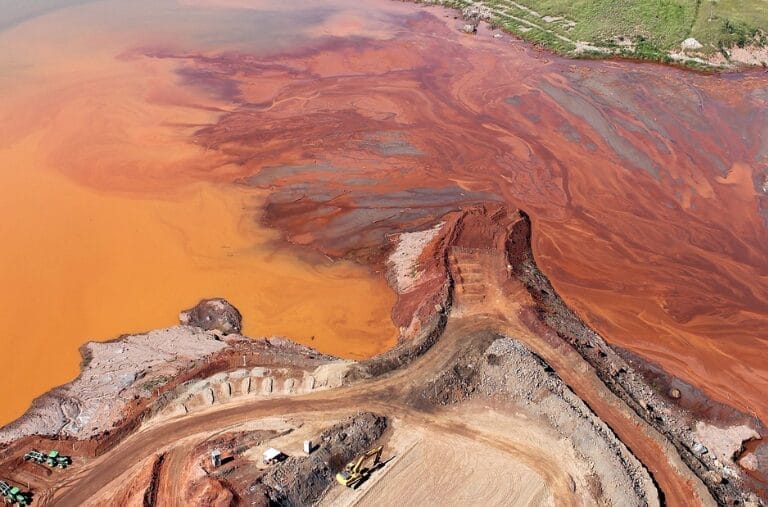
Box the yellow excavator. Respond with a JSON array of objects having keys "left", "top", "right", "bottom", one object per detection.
[{"left": 335, "top": 445, "right": 383, "bottom": 488}]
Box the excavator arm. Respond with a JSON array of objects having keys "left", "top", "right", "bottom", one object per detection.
[
  {"left": 336, "top": 445, "right": 384, "bottom": 487},
  {"left": 352, "top": 445, "right": 383, "bottom": 474}
]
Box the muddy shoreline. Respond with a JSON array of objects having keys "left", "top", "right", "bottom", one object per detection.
[
  {"left": 2, "top": 2, "right": 767, "bottom": 504},
  {"left": 1, "top": 205, "right": 764, "bottom": 504}
]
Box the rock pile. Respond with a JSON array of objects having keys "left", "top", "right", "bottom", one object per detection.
[{"left": 180, "top": 298, "right": 243, "bottom": 335}]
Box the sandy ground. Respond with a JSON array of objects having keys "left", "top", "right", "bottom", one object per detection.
[
  {"left": 36, "top": 313, "right": 662, "bottom": 506},
  {"left": 74, "top": 404, "right": 568, "bottom": 507},
  {"left": 322, "top": 415, "right": 553, "bottom": 507}
]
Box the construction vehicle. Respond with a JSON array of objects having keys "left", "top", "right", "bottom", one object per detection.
[
  {"left": 0, "top": 481, "right": 30, "bottom": 506},
  {"left": 22, "top": 451, "right": 45, "bottom": 465},
  {"left": 24, "top": 449, "right": 71, "bottom": 469},
  {"left": 335, "top": 445, "right": 383, "bottom": 488},
  {"left": 45, "top": 450, "right": 71, "bottom": 469}
]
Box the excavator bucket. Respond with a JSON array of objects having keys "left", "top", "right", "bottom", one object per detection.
[{"left": 335, "top": 445, "right": 384, "bottom": 488}]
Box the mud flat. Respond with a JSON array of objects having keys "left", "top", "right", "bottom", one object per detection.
[{"left": 0, "top": 205, "right": 765, "bottom": 505}]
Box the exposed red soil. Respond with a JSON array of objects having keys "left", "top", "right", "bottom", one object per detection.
[
  {"left": 3, "top": 1, "right": 768, "bottom": 504},
  {"left": 157, "top": 442, "right": 237, "bottom": 507},
  {"left": 186, "top": 476, "right": 235, "bottom": 507},
  {"left": 366, "top": 203, "right": 765, "bottom": 502},
  {"left": 4, "top": 204, "right": 766, "bottom": 505},
  {"left": 109, "top": 453, "right": 165, "bottom": 506},
  {"left": 0, "top": 336, "right": 333, "bottom": 461}
]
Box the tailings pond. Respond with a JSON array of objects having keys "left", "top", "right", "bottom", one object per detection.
[{"left": 1, "top": 0, "right": 767, "bottom": 429}]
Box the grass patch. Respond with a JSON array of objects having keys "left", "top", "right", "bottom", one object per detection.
[
  {"left": 494, "top": 14, "right": 576, "bottom": 52},
  {"left": 690, "top": 0, "right": 768, "bottom": 51},
  {"left": 490, "top": 0, "right": 698, "bottom": 49},
  {"left": 423, "top": 0, "right": 768, "bottom": 63},
  {"left": 633, "top": 36, "right": 670, "bottom": 60}
]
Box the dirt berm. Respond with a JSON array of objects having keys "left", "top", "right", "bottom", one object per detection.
[
  {"left": 353, "top": 203, "right": 767, "bottom": 504},
  {"left": 252, "top": 412, "right": 387, "bottom": 506},
  {"left": 413, "top": 334, "right": 655, "bottom": 504},
  {"left": 1, "top": 204, "right": 766, "bottom": 506}
]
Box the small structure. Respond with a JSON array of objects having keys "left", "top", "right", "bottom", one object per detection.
[
  {"left": 303, "top": 440, "right": 312, "bottom": 455},
  {"left": 262, "top": 447, "right": 285, "bottom": 465},
  {"left": 211, "top": 449, "right": 222, "bottom": 468}
]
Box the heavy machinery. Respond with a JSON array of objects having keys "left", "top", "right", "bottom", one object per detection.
[
  {"left": 45, "top": 451, "right": 71, "bottom": 469},
  {"left": 335, "top": 445, "right": 383, "bottom": 488},
  {"left": 24, "top": 449, "right": 71, "bottom": 469},
  {"left": 0, "top": 481, "right": 30, "bottom": 506},
  {"left": 22, "top": 451, "right": 45, "bottom": 465}
]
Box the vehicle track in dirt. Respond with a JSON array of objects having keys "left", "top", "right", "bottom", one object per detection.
[
  {"left": 51, "top": 313, "right": 702, "bottom": 506},
  {"left": 18, "top": 205, "right": 763, "bottom": 505}
]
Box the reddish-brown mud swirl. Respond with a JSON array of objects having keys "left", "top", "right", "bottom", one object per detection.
[{"left": 119, "top": 5, "right": 768, "bottom": 430}]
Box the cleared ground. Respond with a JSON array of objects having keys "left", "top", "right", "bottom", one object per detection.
[
  {"left": 4, "top": 207, "right": 749, "bottom": 506},
  {"left": 27, "top": 317, "right": 662, "bottom": 506},
  {"left": 322, "top": 416, "right": 553, "bottom": 507}
]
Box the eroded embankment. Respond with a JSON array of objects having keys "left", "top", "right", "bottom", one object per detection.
[
  {"left": 4, "top": 0, "right": 768, "bottom": 448},
  {"left": 1, "top": 204, "right": 765, "bottom": 505},
  {"left": 176, "top": 2, "right": 768, "bottom": 428},
  {"left": 3, "top": 0, "right": 768, "bottom": 462},
  {"left": 0, "top": 324, "right": 339, "bottom": 457},
  {"left": 356, "top": 204, "right": 766, "bottom": 503},
  {"left": 417, "top": 332, "right": 660, "bottom": 505},
  {"left": 503, "top": 207, "right": 767, "bottom": 503}
]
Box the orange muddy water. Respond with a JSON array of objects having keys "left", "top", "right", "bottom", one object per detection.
[
  {"left": 1, "top": 0, "right": 768, "bottom": 432},
  {"left": 0, "top": 0, "right": 401, "bottom": 425}
]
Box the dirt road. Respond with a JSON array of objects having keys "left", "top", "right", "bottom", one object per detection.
[
  {"left": 19, "top": 207, "right": 736, "bottom": 506},
  {"left": 322, "top": 417, "right": 552, "bottom": 507},
  {"left": 45, "top": 312, "right": 703, "bottom": 506},
  {"left": 49, "top": 321, "right": 564, "bottom": 505}
]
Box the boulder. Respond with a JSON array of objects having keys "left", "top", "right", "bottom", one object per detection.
[
  {"left": 681, "top": 38, "right": 703, "bottom": 50},
  {"left": 179, "top": 298, "right": 242, "bottom": 335}
]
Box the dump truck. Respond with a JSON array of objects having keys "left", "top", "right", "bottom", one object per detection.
[
  {"left": 24, "top": 449, "right": 71, "bottom": 469},
  {"left": 335, "top": 445, "right": 383, "bottom": 488},
  {"left": 0, "top": 481, "right": 30, "bottom": 506}
]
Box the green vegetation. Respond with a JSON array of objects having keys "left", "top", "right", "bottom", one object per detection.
[
  {"left": 690, "top": 0, "right": 768, "bottom": 50},
  {"left": 500, "top": 0, "right": 696, "bottom": 49},
  {"left": 633, "top": 36, "right": 672, "bottom": 60},
  {"left": 425, "top": 0, "right": 768, "bottom": 65}
]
